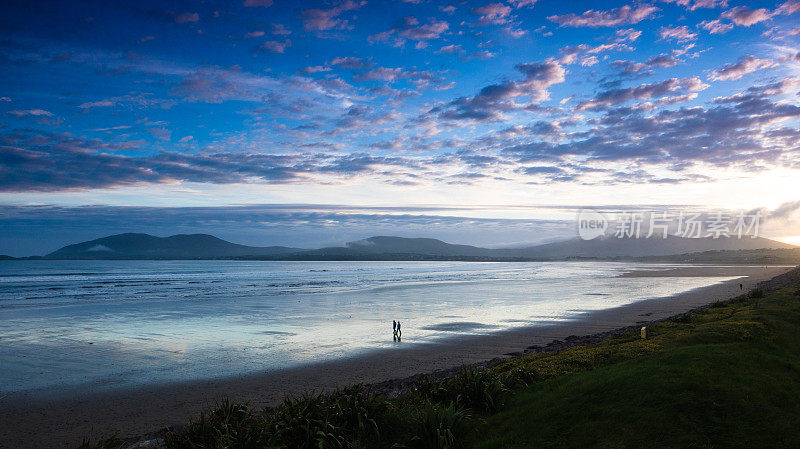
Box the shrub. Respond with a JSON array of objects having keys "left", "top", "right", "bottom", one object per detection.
[
  {"left": 77, "top": 436, "right": 125, "bottom": 449},
  {"left": 416, "top": 367, "right": 507, "bottom": 412},
  {"left": 500, "top": 366, "right": 544, "bottom": 389},
  {"left": 162, "top": 400, "right": 267, "bottom": 449},
  {"left": 412, "top": 401, "right": 472, "bottom": 449},
  {"left": 266, "top": 385, "right": 391, "bottom": 449},
  {"left": 750, "top": 288, "right": 764, "bottom": 299}
]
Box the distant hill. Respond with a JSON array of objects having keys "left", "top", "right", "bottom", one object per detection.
[
  {"left": 640, "top": 248, "right": 800, "bottom": 265},
  {"left": 498, "top": 235, "right": 795, "bottom": 259},
  {"left": 0, "top": 255, "right": 16, "bottom": 260},
  {"left": 46, "top": 233, "right": 303, "bottom": 260},
  {"left": 39, "top": 233, "right": 797, "bottom": 261}
]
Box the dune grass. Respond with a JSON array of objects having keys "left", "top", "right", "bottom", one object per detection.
[{"left": 82, "top": 283, "right": 800, "bottom": 449}]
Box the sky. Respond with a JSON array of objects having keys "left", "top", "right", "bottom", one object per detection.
[{"left": 1, "top": 0, "right": 799, "bottom": 255}]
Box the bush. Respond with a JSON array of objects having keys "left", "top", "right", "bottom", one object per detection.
[
  {"left": 750, "top": 288, "right": 765, "bottom": 299},
  {"left": 412, "top": 401, "right": 472, "bottom": 449},
  {"left": 162, "top": 400, "right": 267, "bottom": 449},
  {"left": 500, "top": 366, "right": 544, "bottom": 389},
  {"left": 77, "top": 436, "right": 125, "bottom": 449},
  {"left": 419, "top": 367, "right": 509, "bottom": 412},
  {"left": 266, "top": 385, "right": 391, "bottom": 449}
]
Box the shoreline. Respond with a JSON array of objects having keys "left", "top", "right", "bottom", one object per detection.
[{"left": 0, "top": 265, "right": 793, "bottom": 448}]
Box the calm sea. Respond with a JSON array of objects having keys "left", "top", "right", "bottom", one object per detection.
[{"left": 0, "top": 260, "right": 735, "bottom": 395}]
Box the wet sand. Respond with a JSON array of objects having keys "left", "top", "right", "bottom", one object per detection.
[{"left": 0, "top": 265, "right": 793, "bottom": 449}]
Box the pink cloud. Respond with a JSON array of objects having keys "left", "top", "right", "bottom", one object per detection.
[
  {"left": 7, "top": 109, "right": 54, "bottom": 117},
  {"left": 271, "top": 24, "right": 292, "bottom": 35},
  {"left": 708, "top": 55, "right": 777, "bottom": 81},
  {"left": 437, "top": 44, "right": 463, "bottom": 54},
  {"left": 577, "top": 77, "right": 708, "bottom": 111},
  {"left": 369, "top": 16, "right": 449, "bottom": 47},
  {"left": 698, "top": 19, "right": 734, "bottom": 34},
  {"left": 244, "top": 31, "right": 265, "bottom": 38},
  {"left": 175, "top": 12, "right": 199, "bottom": 24},
  {"left": 658, "top": 25, "right": 698, "bottom": 42},
  {"left": 244, "top": 0, "right": 273, "bottom": 6},
  {"left": 721, "top": 6, "right": 774, "bottom": 26},
  {"left": 474, "top": 3, "right": 513, "bottom": 25},
  {"left": 300, "top": 0, "right": 365, "bottom": 32},
  {"left": 548, "top": 4, "right": 659, "bottom": 28},
  {"left": 664, "top": 0, "right": 728, "bottom": 11},
  {"left": 260, "top": 39, "right": 291, "bottom": 53},
  {"left": 508, "top": 0, "right": 537, "bottom": 8}
]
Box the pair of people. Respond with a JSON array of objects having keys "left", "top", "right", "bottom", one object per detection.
[{"left": 392, "top": 320, "right": 402, "bottom": 341}]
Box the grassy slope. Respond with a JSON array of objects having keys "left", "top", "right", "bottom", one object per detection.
[{"left": 471, "top": 287, "right": 800, "bottom": 449}]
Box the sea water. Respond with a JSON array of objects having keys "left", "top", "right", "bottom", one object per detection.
[{"left": 0, "top": 260, "right": 737, "bottom": 395}]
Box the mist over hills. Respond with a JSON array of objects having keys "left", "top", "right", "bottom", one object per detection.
[
  {"left": 31, "top": 232, "right": 797, "bottom": 261},
  {"left": 45, "top": 233, "right": 302, "bottom": 260}
]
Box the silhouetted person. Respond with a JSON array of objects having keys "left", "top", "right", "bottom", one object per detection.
[
  {"left": 392, "top": 320, "right": 397, "bottom": 341},
  {"left": 740, "top": 283, "right": 743, "bottom": 290},
  {"left": 397, "top": 321, "right": 401, "bottom": 341}
]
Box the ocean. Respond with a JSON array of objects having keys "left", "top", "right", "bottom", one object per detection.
[{"left": 0, "top": 260, "right": 736, "bottom": 395}]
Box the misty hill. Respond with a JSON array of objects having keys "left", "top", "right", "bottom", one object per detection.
[
  {"left": 640, "top": 248, "right": 800, "bottom": 265},
  {"left": 306, "top": 236, "right": 496, "bottom": 258},
  {"left": 0, "top": 255, "right": 16, "bottom": 260},
  {"left": 46, "top": 233, "right": 302, "bottom": 260},
  {"left": 42, "top": 233, "right": 796, "bottom": 261},
  {"left": 499, "top": 235, "right": 795, "bottom": 259}
]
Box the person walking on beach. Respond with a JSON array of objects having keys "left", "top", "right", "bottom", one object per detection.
[
  {"left": 397, "top": 321, "right": 402, "bottom": 340},
  {"left": 392, "top": 320, "right": 397, "bottom": 340},
  {"left": 740, "top": 283, "right": 743, "bottom": 290}
]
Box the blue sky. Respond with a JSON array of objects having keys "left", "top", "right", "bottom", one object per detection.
[{"left": 1, "top": 0, "right": 799, "bottom": 254}]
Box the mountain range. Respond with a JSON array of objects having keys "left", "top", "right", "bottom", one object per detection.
[{"left": 9, "top": 232, "right": 794, "bottom": 261}]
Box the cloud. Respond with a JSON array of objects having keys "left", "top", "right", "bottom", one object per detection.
[
  {"left": 720, "top": 6, "right": 774, "bottom": 26},
  {"left": 244, "top": 0, "right": 273, "bottom": 7},
  {"left": 698, "top": 19, "right": 734, "bottom": 34},
  {"left": 301, "top": 66, "right": 331, "bottom": 74},
  {"left": 776, "top": 0, "right": 800, "bottom": 15},
  {"left": 474, "top": 3, "right": 513, "bottom": 26},
  {"left": 502, "top": 78, "right": 800, "bottom": 176},
  {"left": 0, "top": 130, "right": 430, "bottom": 192},
  {"left": 260, "top": 39, "right": 291, "bottom": 53},
  {"left": 369, "top": 16, "right": 449, "bottom": 47},
  {"left": 663, "top": 0, "right": 728, "bottom": 10},
  {"left": 7, "top": 109, "right": 54, "bottom": 117},
  {"left": 271, "top": 24, "right": 292, "bottom": 35},
  {"left": 430, "top": 60, "right": 565, "bottom": 122},
  {"left": 547, "top": 4, "right": 659, "bottom": 28},
  {"left": 708, "top": 55, "right": 777, "bottom": 81},
  {"left": 78, "top": 94, "right": 173, "bottom": 110},
  {"left": 508, "top": 0, "right": 538, "bottom": 7},
  {"left": 175, "top": 12, "right": 199, "bottom": 24},
  {"left": 437, "top": 44, "right": 463, "bottom": 54},
  {"left": 613, "top": 54, "right": 679, "bottom": 75},
  {"left": 658, "top": 25, "right": 698, "bottom": 42},
  {"left": 244, "top": 31, "right": 265, "bottom": 38},
  {"left": 300, "top": 0, "right": 365, "bottom": 32},
  {"left": 577, "top": 77, "right": 708, "bottom": 111},
  {"left": 353, "top": 66, "right": 446, "bottom": 89},
  {"left": 331, "top": 56, "right": 373, "bottom": 69}
]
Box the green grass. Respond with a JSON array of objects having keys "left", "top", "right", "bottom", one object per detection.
[
  {"left": 85, "top": 284, "right": 800, "bottom": 448},
  {"left": 471, "top": 285, "right": 800, "bottom": 449}
]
